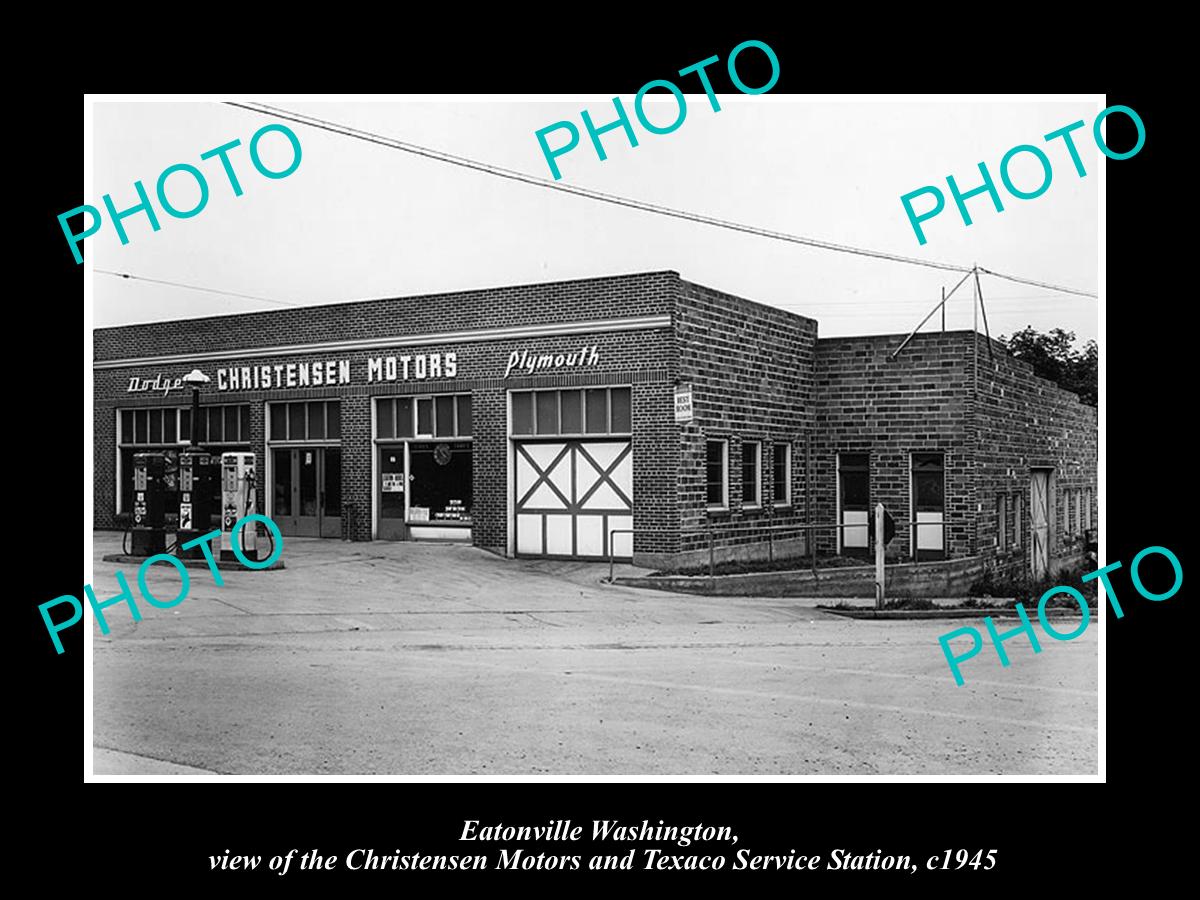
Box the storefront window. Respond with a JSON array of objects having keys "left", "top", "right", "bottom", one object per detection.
[{"left": 407, "top": 441, "right": 472, "bottom": 525}]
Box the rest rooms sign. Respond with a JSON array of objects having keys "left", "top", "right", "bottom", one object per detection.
[{"left": 674, "top": 383, "right": 693, "bottom": 423}]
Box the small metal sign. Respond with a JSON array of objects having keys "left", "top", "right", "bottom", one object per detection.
[{"left": 674, "top": 383, "right": 694, "bottom": 424}]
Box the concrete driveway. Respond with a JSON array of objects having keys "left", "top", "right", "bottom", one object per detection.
[{"left": 90, "top": 533, "right": 1098, "bottom": 775}]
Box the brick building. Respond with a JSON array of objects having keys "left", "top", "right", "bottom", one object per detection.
[{"left": 93, "top": 270, "right": 1096, "bottom": 577}]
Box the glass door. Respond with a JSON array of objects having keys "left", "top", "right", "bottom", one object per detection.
[
  {"left": 378, "top": 444, "right": 407, "bottom": 540},
  {"left": 272, "top": 448, "right": 297, "bottom": 534},
  {"left": 273, "top": 448, "right": 341, "bottom": 538},
  {"left": 321, "top": 447, "right": 342, "bottom": 538},
  {"left": 295, "top": 449, "right": 321, "bottom": 537}
]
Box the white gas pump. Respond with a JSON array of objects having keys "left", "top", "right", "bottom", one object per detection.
[{"left": 220, "top": 451, "right": 258, "bottom": 561}]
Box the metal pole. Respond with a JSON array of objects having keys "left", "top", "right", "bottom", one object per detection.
[
  {"left": 875, "top": 503, "right": 886, "bottom": 609},
  {"left": 973, "top": 265, "right": 979, "bottom": 401},
  {"left": 190, "top": 386, "right": 200, "bottom": 447},
  {"left": 890, "top": 270, "right": 973, "bottom": 360},
  {"left": 976, "top": 268, "right": 994, "bottom": 360},
  {"left": 708, "top": 522, "right": 714, "bottom": 587},
  {"left": 941, "top": 286, "right": 946, "bottom": 332}
]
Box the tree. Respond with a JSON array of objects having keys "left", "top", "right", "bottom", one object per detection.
[{"left": 1000, "top": 327, "right": 1097, "bottom": 407}]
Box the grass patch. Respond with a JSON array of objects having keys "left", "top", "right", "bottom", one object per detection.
[{"left": 967, "top": 557, "right": 1099, "bottom": 604}]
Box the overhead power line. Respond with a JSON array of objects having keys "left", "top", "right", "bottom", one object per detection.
[
  {"left": 976, "top": 267, "right": 1097, "bottom": 299},
  {"left": 95, "top": 269, "right": 298, "bottom": 307},
  {"left": 225, "top": 101, "right": 1098, "bottom": 299}
]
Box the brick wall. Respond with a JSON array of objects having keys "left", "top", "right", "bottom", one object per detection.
[
  {"left": 972, "top": 333, "right": 1098, "bottom": 577},
  {"left": 94, "top": 271, "right": 678, "bottom": 362},
  {"left": 94, "top": 272, "right": 678, "bottom": 558},
  {"left": 667, "top": 281, "right": 817, "bottom": 570},
  {"left": 813, "top": 332, "right": 975, "bottom": 559},
  {"left": 812, "top": 330, "right": 1097, "bottom": 574}
]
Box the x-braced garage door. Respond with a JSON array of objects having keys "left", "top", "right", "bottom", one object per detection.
[{"left": 515, "top": 440, "right": 633, "bottom": 559}]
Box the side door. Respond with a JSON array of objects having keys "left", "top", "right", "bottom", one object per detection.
[{"left": 1030, "top": 469, "right": 1050, "bottom": 577}]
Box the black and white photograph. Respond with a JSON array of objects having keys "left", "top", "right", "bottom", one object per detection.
[{"left": 81, "top": 92, "right": 1103, "bottom": 777}]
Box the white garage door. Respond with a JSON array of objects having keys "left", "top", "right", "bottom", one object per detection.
[{"left": 515, "top": 439, "right": 632, "bottom": 559}]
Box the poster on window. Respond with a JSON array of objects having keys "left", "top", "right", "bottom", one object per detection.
[{"left": 381, "top": 473, "right": 405, "bottom": 493}]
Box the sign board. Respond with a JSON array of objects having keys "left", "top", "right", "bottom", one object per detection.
[
  {"left": 868, "top": 506, "right": 897, "bottom": 545},
  {"left": 674, "top": 384, "right": 694, "bottom": 424}
]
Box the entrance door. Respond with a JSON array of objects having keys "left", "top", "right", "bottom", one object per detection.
[
  {"left": 378, "top": 444, "right": 407, "bottom": 541},
  {"left": 272, "top": 447, "right": 341, "bottom": 537},
  {"left": 514, "top": 439, "right": 633, "bottom": 559},
  {"left": 1030, "top": 469, "right": 1051, "bottom": 577}
]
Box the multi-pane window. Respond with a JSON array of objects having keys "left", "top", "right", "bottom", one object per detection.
[
  {"left": 1075, "top": 490, "right": 1082, "bottom": 537},
  {"left": 1062, "top": 488, "right": 1072, "bottom": 536},
  {"left": 772, "top": 442, "right": 792, "bottom": 507},
  {"left": 511, "top": 387, "right": 631, "bottom": 436},
  {"left": 121, "top": 405, "right": 251, "bottom": 447},
  {"left": 376, "top": 394, "right": 471, "bottom": 439},
  {"left": 1013, "top": 493, "right": 1022, "bottom": 549},
  {"left": 269, "top": 400, "right": 341, "bottom": 441},
  {"left": 117, "top": 404, "right": 250, "bottom": 517},
  {"left": 706, "top": 439, "right": 728, "bottom": 509},
  {"left": 1084, "top": 488, "right": 1092, "bottom": 530},
  {"left": 997, "top": 493, "right": 1008, "bottom": 551}
]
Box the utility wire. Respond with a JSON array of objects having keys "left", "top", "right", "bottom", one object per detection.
[
  {"left": 95, "top": 269, "right": 298, "bottom": 308},
  {"left": 976, "top": 266, "right": 1097, "bottom": 299},
  {"left": 223, "top": 101, "right": 1095, "bottom": 298}
]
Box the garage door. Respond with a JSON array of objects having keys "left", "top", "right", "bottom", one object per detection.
[{"left": 515, "top": 439, "right": 632, "bottom": 559}]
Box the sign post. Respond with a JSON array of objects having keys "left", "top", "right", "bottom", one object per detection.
[{"left": 875, "top": 502, "right": 886, "bottom": 610}]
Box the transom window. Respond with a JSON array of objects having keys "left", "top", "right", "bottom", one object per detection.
[
  {"left": 376, "top": 394, "right": 471, "bottom": 439},
  {"left": 119, "top": 405, "right": 251, "bottom": 446},
  {"left": 269, "top": 400, "right": 341, "bottom": 442},
  {"left": 511, "top": 387, "right": 631, "bottom": 436}
]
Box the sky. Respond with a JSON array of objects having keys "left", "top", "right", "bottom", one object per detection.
[{"left": 90, "top": 97, "right": 1100, "bottom": 345}]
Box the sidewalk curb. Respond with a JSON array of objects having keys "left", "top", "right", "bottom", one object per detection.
[
  {"left": 101, "top": 554, "right": 285, "bottom": 571},
  {"left": 819, "top": 606, "right": 1098, "bottom": 621}
]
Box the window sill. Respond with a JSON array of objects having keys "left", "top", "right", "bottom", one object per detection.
[
  {"left": 772, "top": 502, "right": 792, "bottom": 510},
  {"left": 706, "top": 505, "right": 729, "bottom": 514}
]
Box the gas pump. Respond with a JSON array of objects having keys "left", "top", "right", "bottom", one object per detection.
[
  {"left": 220, "top": 452, "right": 258, "bottom": 562},
  {"left": 130, "top": 452, "right": 166, "bottom": 556},
  {"left": 177, "top": 450, "right": 216, "bottom": 558}
]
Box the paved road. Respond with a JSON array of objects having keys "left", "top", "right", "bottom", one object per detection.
[{"left": 91, "top": 534, "right": 1098, "bottom": 775}]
